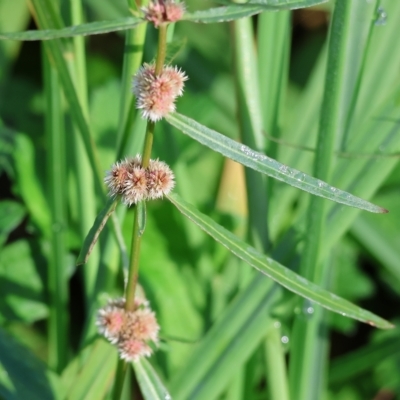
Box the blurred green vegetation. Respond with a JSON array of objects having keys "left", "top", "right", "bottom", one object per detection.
[{"left": 0, "top": 0, "right": 400, "bottom": 399}]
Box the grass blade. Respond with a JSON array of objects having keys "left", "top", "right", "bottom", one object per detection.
[
  {"left": 132, "top": 359, "right": 171, "bottom": 400},
  {"left": 217, "top": 0, "right": 328, "bottom": 10},
  {"left": 183, "top": 5, "right": 264, "bottom": 23},
  {"left": 167, "top": 193, "right": 392, "bottom": 329},
  {"left": 165, "top": 113, "right": 386, "bottom": 213},
  {"left": 0, "top": 17, "right": 143, "bottom": 41}
]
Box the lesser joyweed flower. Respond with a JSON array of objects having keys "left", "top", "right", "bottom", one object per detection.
[
  {"left": 132, "top": 63, "right": 187, "bottom": 122},
  {"left": 105, "top": 157, "right": 175, "bottom": 204},
  {"left": 143, "top": 0, "right": 185, "bottom": 27},
  {"left": 96, "top": 297, "right": 160, "bottom": 362}
]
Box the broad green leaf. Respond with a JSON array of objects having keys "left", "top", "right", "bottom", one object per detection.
[
  {"left": 0, "top": 17, "right": 143, "bottom": 41},
  {"left": 218, "top": 0, "right": 329, "bottom": 9},
  {"left": 183, "top": 5, "right": 265, "bottom": 23},
  {"left": 76, "top": 198, "right": 117, "bottom": 266},
  {"left": 0, "top": 240, "right": 48, "bottom": 323},
  {"left": 165, "top": 113, "right": 386, "bottom": 213},
  {"left": 0, "top": 326, "right": 63, "bottom": 400},
  {"left": 167, "top": 193, "right": 392, "bottom": 329},
  {"left": 0, "top": 200, "right": 25, "bottom": 247},
  {"left": 133, "top": 359, "right": 172, "bottom": 400}
]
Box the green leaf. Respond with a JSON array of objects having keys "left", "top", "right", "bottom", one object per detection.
[
  {"left": 167, "top": 193, "right": 393, "bottom": 329},
  {"left": 0, "top": 240, "right": 48, "bottom": 323},
  {"left": 165, "top": 113, "right": 386, "bottom": 213},
  {"left": 183, "top": 5, "right": 265, "bottom": 23},
  {"left": 137, "top": 201, "right": 146, "bottom": 236},
  {"left": 0, "top": 17, "right": 144, "bottom": 41},
  {"left": 133, "top": 359, "right": 172, "bottom": 400},
  {"left": 217, "top": 0, "right": 329, "bottom": 9},
  {"left": 0, "top": 200, "right": 25, "bottom": 248},
  {"left": 0, "top": 326, "right": 63, "bottom": 400},
  {"left": 63, "top": 340, "right": 117, "bottom": 400},
  {"left": 76, "top": 198, "right": 117, "bottom": 266}
]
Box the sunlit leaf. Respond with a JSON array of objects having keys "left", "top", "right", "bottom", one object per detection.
[
  {"left": 168, "top": 193, "right": 393, "bottom": 329},
  {"left": 133, "top": 359, "right": 172, "bottom": 400},
  {"left": 0, "top": 17, "right": 143, "bottom": 41},
  {"left": 166, "top": 113, "right": 386, "bottom": 213}
]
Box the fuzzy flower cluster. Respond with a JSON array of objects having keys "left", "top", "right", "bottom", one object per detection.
[
  {"left": 142, "top": 0, "right": 185, "bottom": 27},
  {"left": 96, "top": 297, "right": 160, "bottom": 362},
  {"left": 104, "top": 155, "right": 175, "bottom": 205},
  {"left": 132, "top": 63, "right": 187, "bottom": 122}
]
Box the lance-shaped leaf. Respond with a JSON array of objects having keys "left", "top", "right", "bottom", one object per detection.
[
  {"left": 133, "top": 359, "right": 172, "bottom": 400},
  {"left": 217, "top": 0, "right": 329, "bottom": 10},
  {"left": 183, "top": 5, "right": 265, "bottom": 23},
  {"left": 167, "top": 193, "right": 393, "bottom": 329},
  {"left": 0, "top": 17, "right": 143, "bottom": 41},
  {"left": 165, "top": 113, "right": 387, "bottom": 213},
  {"left": 76, "top": 198, "right": 118, "bottom": 266}
]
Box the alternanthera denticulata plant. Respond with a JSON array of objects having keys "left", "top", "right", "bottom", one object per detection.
[{"left": 1, "top": 0, "right": 400, "bottom": 399}]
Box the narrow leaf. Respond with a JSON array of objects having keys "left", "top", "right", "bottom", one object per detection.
[
  {"left": 183, "top": 5, "right": 265, "bottom": 23},
  {"left": 133, "top": 359, "right": 172, "bottom": 400},
  {"left": 0, "top": 17, "right": 143, "bottom": 41},
  {"left": 167, "top": 193, "right": 393, "bottom": 329},
  {"left": 217, "top": 0, "right": 329, "bottom": 10},
  {"left": 76, "top": 198, "right": 117, "bottom": 266},
  {"left": 137, "top": 201, "right": 146, "bottom": 237},
  {"left": 165, "top": 113, "right": 387, "bottom": 213}
]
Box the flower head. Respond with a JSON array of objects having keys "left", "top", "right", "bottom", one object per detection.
[
  {"left": 143, "top": 0, "right": 185, "bottom": 27},
  {"left": 132, "top": 63, "right": 187, "bottom": 122},
  {"left": 146, "top": 159, "right": 175, "bottom": 199},
  {"left": 122, "top": 167, "right": 148, "bottom": 206},
  {"left": 96, "top": 295, "right": 160, "bottom": 362}
]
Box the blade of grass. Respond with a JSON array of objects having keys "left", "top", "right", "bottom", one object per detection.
[
  {"left": 218, "top": 0, "right": 328, "bottom": 9},
  {"left": 264, "top": 320, "right": 290, "bottom": 400},
  {"left": 289, "top": 2, "right": 375, "bottom": 399},
  {"left": 43, "top": 42, "right": 69, "bottom": 373},
  {"left": 132, "top": 359, "right": 171, "bottom": 400},
  {"left": 170, "top": 276, "right": 279, "bottom": 399},
  {"left": 165, "top": 112, "right": 387, "bottom": 213},
  {"left": 183, "top": 5, "right": 264, "bottom": 23},
  {"left": 0, "top": 17, "right": 143, "bottom": 40},
  {"left": 233, "top": 16, "right": 269, "bottom": 251},
  {"left": 167, "top": 193, "right": 392, "bottom": 328}
]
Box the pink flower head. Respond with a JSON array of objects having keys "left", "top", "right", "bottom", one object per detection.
[
  {"left": 146, "top": 159, "right": 175, "bottom": 199},
  {"left": 122, "top": 166, "right": 148, "bottom": 206},
  {"left": 132, "top": 63, "right": 187, "bottom": 122},
  {"left": 104, "top": 160, "right": 131, "bottom": 197},
  {"left": 143, "top": 0, "right": 185, "bottom": 27},
  {"left": 96, "top": 298, "right": 126, "bottom": 344},
  {"left": 97, "top": 295, "right": 160, "bottom": 362}
]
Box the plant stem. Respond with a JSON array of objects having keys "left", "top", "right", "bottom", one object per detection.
[
  {"left": 289, "top": 1, "right": 355, "bottom": 399},
  {"left": 112, "top": 360, "right": 129, "bottom": 400}
]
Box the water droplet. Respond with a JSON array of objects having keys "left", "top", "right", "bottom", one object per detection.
[
  {"left": 165, "top": 394, "right": 172, "bottom": 400},
  {"left": 317, "top": 180, "right": 327, "bottom": 188},
  {"left": 273, "top": 321, "right": 281, "bottom": 329},
  {"left": 330, "top": 186, "right": 337, "bottom": 193},
  {"left": 375, "top": 6, "right": 387, "bottom": 26},
  {"left": 296, "top": 172, "right": 306, "bottom": 182},
  {"left": 279, "top": 165, "right": 289, "bottom": 174},
  {"left": 281, "top": 335, "right": 289, "bottom": 344}
]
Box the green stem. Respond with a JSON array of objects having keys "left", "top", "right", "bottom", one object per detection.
[
  {"left": 289, "top": 1, "right": 354, "bottom": 399},
  {"left": 155, "top": 24, "right": 168, "bottom": 74},
  {"left": 112, "top": 360, "right": 129, "bottom": 400},
  {"left": 125, "top": 209, "right": 142, "bottom": 311}
]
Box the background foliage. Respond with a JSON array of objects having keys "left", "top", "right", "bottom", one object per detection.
[{"left": 0, "top": 0, "right": 400, "bottom": 399}]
